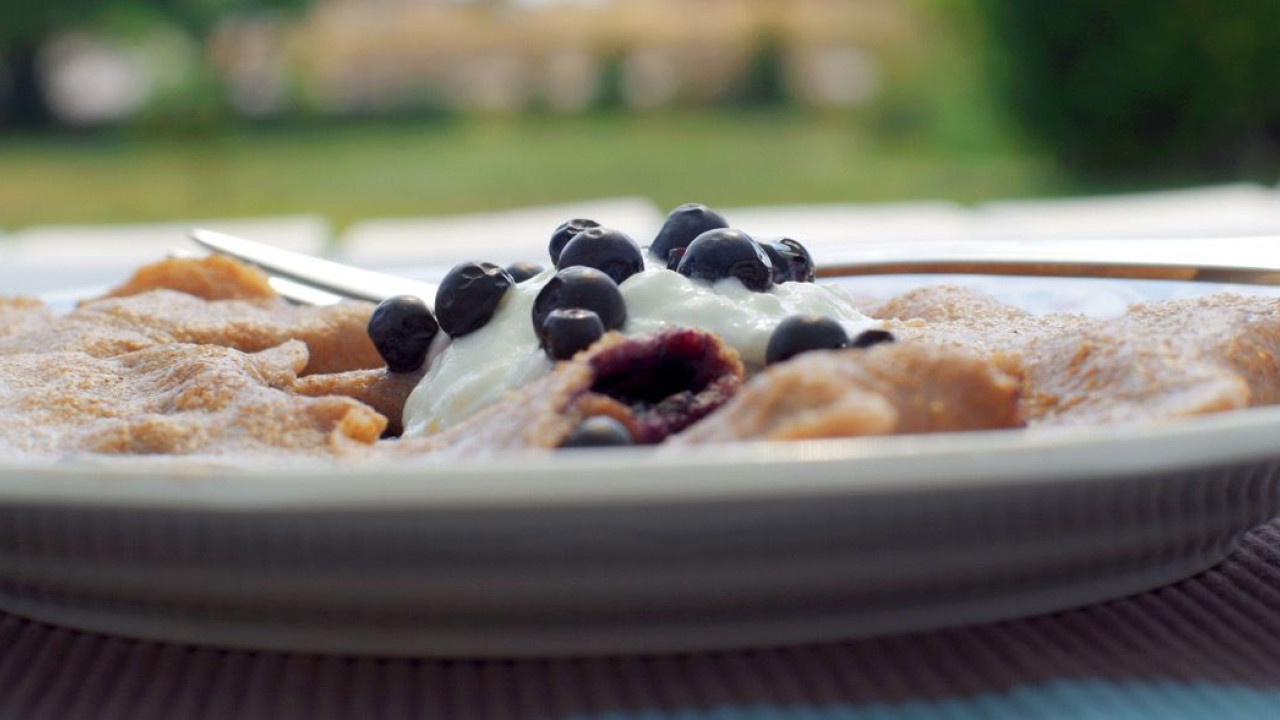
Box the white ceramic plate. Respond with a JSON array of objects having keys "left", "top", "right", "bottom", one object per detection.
[{"left": 0, "top": 273, "right": 1277, "bottom": 657}]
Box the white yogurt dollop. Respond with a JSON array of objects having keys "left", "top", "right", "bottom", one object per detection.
[{"left": 401, "top": 262, "right": 878, "bottom": 436}]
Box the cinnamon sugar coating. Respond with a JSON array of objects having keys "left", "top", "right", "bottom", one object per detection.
[
  {"left": 673, "top": 343, "right": 1022, "bottom": 443},
  {"left": 0, "top": 257, "right": 389, "bottom": 461},
  {"left": 0, "top": 298, "right": 56, "bottom": 340},
  {"left": 878, "top": 286, "right": 1280, "bottom": 426},
  {"left": 1, "top": 257, "right": 382, "bottom": 376},
  {"left": 1019, "top": 294, "right": 1280, "bottom": 425},
  {"left": 294, "top": 368, "right": 426, "bottom": 438},
  {"left": 99, "top": 254, "right": 279, "bottom": 302},
  {"left": 0, "top": 341, "right": 384, "bottom": 458}
]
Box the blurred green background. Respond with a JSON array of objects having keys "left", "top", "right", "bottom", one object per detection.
[{"left": 2, "top": 0, "right": 1278, "bottom": 230}]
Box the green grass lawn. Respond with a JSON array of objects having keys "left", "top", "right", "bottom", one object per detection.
[{"left": 0, "top": 111, "right": 1070, "bottom": 232}]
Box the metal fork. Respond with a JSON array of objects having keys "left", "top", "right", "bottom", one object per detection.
[{"left": 191, "top": 228, "right": 1280, "bottom": 307}]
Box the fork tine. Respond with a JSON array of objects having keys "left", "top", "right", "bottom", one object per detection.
[
  {"left": 190, "top": 229, "right": 439, "bottom": 306},
  {"left": 267, "top": 277, "right": 346, "bottom": 306},
  {"left": 169, "top": 245, "right": 343, "bottom": 305}
]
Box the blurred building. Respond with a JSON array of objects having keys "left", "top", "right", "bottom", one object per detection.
[
  {"left": 26, "top": 0, "right": 921, "bottom": 125},
  {"left": 208, "top": 0, "right": 916, "bottom": 117}
]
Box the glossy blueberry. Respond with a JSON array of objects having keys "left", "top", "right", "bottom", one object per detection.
[
  {"left": 650, "top": 203, "right": 729, "bottom": 263},
  {"left": 435, "top": 261, "right": 513, "bottom": 337},
  {"left": 851, "top": 328, "right": 895, "bottom": 349},
  {"left": 557, "top": 227, "right": 644, "bottom": 285},
  {"left": 549, "top": 218, "right": 601, "bottom": 266},
  {"left": 765, "top": 315, "right": 850, "bottom": 365},
  {"left": 676, "top": 228, "right": 773, "bottom": 292},
  {"left": 367, "top": 295, "right": 439, "bottom": 373},
  {"left": 505, "top": 261, "right": 545, "bottom": 283},
  {"left": 541, "top": 308, "right": 605, "bottom": 360},
  {"left": 559, "top": 415, "right": 633, "bottom": 448},
  {"left": 532, "top": 266, "right": 627, "bottom": 337},
  {"left": 757, "top": 236, "right": 816, "bottom": 283}
]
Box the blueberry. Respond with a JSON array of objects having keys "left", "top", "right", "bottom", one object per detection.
[
  {"left": 757, "top": 237, "right": 816, "bottom": 283},
  {"left": 435, "top": 261, "right": 513, "bottom": 337},
  {"left": 650, "top": 203, "right": 729, "bottom": 262},
  {"left": 851, "top": 328, "right": 895, "bottom": 349},
  {"left": 560, "top": 415, "right": 633, "bottom": 448},
  {"left": 676, "top": 228, "right": 773, "bottom": 291},
  {"left": 557, "top": 227, "right": 644, "bottom": 285},
  {"left": 505, "top": 261, "right": 545, "bottom": 283},
  {"left": 549, "top": 218, "right": 601, "bottom": 266},
  {"left": 541, "top": 308, "right": 605, "bottom": 360},
  {"left": 765, "top": 315, "right": 850, "bottom": 365},
  {"left": 532, "top": 266, "right": 627, "bottom": 337},
  {"left": 367, "top": 295, "right": 439, "bottom": 373}
]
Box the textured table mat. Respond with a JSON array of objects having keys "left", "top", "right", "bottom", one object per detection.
[{"left": 0, "top": 518, "right": 1278, "bottom": 720}]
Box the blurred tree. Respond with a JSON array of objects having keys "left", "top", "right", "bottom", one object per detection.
[
  {"left": 976, "top": 0, "right": 1280, "bottom": 177},
  {"left": 1, "top": 0, "right": 103, "bottom": 127},
  {"left": 592, "top": 50, "right": 627, "bottom": 113},
  {"left": 1, "top": 0, "right": 310, "bottom": 129},
  {"left": 731, "top": 30, "right": 791, "bottom": 109}
]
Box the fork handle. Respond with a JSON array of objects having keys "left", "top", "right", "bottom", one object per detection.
[{"left": 815, "top": 236, "right": 1280, "bottom": 285}]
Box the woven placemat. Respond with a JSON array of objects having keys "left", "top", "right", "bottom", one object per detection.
[{"left": 1, "top": 518, "right": 1278, "bottom": 720}]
